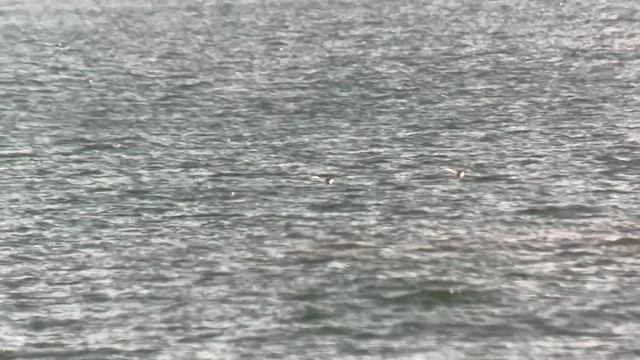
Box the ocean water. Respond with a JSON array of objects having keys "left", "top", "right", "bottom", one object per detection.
[{"left": 1, "top": 0, "right": 640, "bottom": 359}]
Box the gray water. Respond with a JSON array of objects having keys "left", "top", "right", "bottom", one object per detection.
[{"left": 1, "top": 0, "right": 640, "bottom": 359}]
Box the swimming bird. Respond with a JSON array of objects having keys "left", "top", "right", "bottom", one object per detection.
[
  {"left": 313, "top": 176, "right": 336, "bottom": 184},
  {"left": 442, "top": 167, "right": 466, "bottom": 179}
]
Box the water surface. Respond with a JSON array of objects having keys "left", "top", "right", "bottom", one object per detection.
[{"left": 1, "top": 0, "right": 639, "bottom": 359}]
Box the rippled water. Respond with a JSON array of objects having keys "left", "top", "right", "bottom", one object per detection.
[{"left": 1, "top": 0, "right": 640, "bottom": 359}]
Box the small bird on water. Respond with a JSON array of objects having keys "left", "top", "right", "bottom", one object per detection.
[
  {"left": 442, "top": 167, "right": 466, "bottom": 179},
  {"left": 313, "top": 176, "right": 336, "bottom": 184}
]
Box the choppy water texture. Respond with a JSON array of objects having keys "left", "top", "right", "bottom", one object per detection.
[{"left": 1, "top": 0, "right": 640, "bottom": 359}]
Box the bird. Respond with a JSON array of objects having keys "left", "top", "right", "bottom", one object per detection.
[
  {"left": 312, "top": 175, "right": 336, "bottom": 184},
  {"left": 442, "top": 167, "right": 466, "bottom": 179}
]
